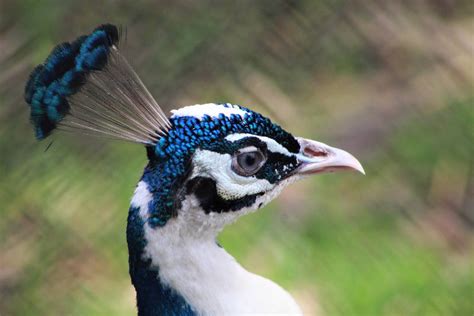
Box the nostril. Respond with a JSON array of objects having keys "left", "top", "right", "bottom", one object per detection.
[{"left": 304, "top": 147, "right": 328, "bottom": 157}]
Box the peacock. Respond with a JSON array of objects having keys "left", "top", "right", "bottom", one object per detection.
[{"left": 25, "top": 24, "right": 364, "bottom": 316}]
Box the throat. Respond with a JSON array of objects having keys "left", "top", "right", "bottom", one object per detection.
[
  {"left": 127, "top": 207, "right": 262, "bottom": 316},
  {"left": 139, "top": 215, "right": 247, "bottom": 315}
]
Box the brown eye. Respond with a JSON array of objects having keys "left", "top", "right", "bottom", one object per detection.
[{"left": 232, "top": 148, "right": 266, "bottom": 176}]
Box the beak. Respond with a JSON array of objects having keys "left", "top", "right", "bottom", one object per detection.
[{"left": 295, "top": 137, "right": 365, "bottom": 175}]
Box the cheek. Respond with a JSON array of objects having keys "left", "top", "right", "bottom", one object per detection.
[
  {"left": 217, "top": 179, "right": 273, "bottom": 200},
  {"left": 186, "top": 177, "right": 266, "bottom": 215},
  {"left": 192, "top": 149, "right": 274, "bottom": 199}
]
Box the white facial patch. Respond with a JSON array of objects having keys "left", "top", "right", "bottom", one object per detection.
[
  {"left": 170, "top": 103, "right": 248, "bottom": 120},
  {"left": 225, "top": 133, "right": 293, "bottom": 157},
  {"left": 191, "top": 149, "right": 274, "bottom": 200}
]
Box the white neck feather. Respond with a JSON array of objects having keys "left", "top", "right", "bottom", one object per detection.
[{"left": 131, "top": 181, "right": 302, "bottom": 315}]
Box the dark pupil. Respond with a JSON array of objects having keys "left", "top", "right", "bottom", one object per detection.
[
  {"left": 238, "top": 152, "right": 260, "bottom": 170},
  {"left": 243, "top": 153, "right": 256, "bottom": 167}
]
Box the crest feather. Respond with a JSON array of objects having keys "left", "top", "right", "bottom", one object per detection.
[{"left": 25, "top": 24, "right": 170, "bottom": 144}]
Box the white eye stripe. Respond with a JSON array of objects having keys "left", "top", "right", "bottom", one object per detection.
[
  {"left": 237, "top": 146, "right": 259, "bottom": 153},
  {"left": 225, "top": 133, "right": 293, "bottom": 157}
]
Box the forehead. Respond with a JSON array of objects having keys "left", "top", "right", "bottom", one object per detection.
[{"left": 155, "top": 103, "right": 299, "bottom": 159}]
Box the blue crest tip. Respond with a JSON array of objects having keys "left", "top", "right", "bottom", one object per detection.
[{"left": 25, "top": 24, "right": 119, "bottom": 140}]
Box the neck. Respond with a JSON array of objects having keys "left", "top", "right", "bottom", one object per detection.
[
  {"left": 127, "top": 206, "right": 196, "bottom": 316},
  {"left": 127, "top": 180, "right": 301, "bottom": 315}
]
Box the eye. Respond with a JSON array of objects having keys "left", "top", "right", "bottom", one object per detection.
[{"left": 231, "top": 147, "right": 267, "bottom": 176}]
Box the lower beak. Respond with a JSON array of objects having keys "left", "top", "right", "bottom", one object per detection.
[{"left": 295, "top": 137, "right": 365, "bottom": 175}]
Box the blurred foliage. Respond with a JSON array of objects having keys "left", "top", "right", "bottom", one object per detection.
[{"left": 0, "top": 0, "right": 473, "bottom": 315}]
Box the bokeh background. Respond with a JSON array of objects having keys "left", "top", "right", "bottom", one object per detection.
[{"left": 0, "top": 1, "right": 473, "bottom": 315}]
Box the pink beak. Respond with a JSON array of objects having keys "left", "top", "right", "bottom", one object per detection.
[{"left": 295, "top": 137, "right": 365, "bottom": 175}]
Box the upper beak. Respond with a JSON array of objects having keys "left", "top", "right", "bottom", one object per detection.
[{"left": 295, "top": 137, "right": 365, "bottom": 175}]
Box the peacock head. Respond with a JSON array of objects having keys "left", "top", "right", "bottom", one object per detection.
[
  {"left": 25, "top": 24, "right": 364, "bottom": 236},
  {"left": 138, "top": 102, "right": 364, "bottom": 234}
]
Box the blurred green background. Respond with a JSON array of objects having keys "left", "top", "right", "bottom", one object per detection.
[{"left": 1, "top": 1, "right": 473, "bottom": 315}]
